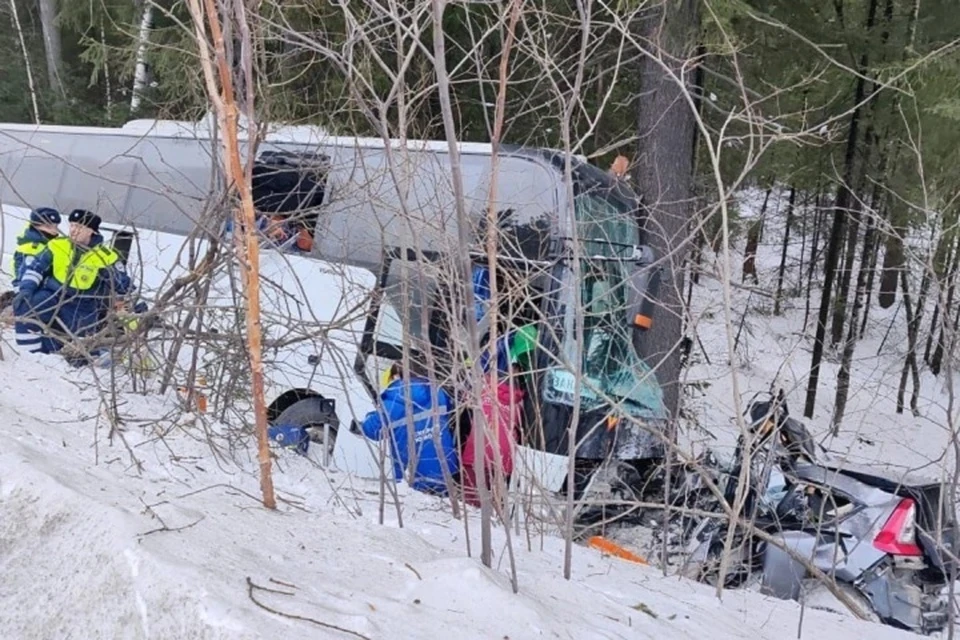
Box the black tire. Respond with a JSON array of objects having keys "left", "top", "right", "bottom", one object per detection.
[{"left": 273, "top": 397, "right": 339, "bottom": 455}]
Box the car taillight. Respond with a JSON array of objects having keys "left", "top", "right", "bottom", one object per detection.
[{"left": 874, "top": 498, "right": 924, "bottom": 556}]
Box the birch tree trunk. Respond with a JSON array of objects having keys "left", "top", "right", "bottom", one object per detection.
[
  {"left": 9, "top": 0, "right": 40, "bottom": 123},
  {"left": 130, "top": 2, "right": 154, "bottom": 113},
  {"left": 37, "top": 0, "right": 64, "bottom": 97}
]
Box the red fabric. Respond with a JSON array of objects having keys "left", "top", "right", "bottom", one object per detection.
[{"left": 462, "top": 377, "right": 524, "bottom": 507}]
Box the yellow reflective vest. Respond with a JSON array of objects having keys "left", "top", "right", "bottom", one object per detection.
[
  {"left": 10, "top": 228, "right": 47, "bottom": 273},
  {"left": 47, "top": 237, "right": 120, "bottom": 291}
]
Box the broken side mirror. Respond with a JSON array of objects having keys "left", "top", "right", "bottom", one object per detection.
[{"left": 625, "top": 245, "right": 660, "bottom": 331}]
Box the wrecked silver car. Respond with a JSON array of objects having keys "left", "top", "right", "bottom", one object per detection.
[{"left": 684, "top": 391, "right": 957, "bottom": 635}]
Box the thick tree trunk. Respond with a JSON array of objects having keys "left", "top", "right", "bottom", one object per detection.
[
  {"left": 878, "top": 228, "right": 906, "bottom": 311},
  {"left": 910, "top": 270, "right": 932, "bottom": 407},
  {"left": 925, "top": 301, "right": 942, "bottom": 366},
  {"left": 930, "top": 243, "right": 960, "bottom": 375},
  {"left": 690, "top": 223, "right": 705, "bottom": 285},
  {"left": 935, "top": 298, "right": 960, "bottom": 377},
  {"left": 834, "top": 1, "right": 895, "bottom": 345},
  {"left": 925, "top": 236, "right": 957, "bottom": 368},
  {"left": 804, "top": 198, "right": 846, "bottom": 418},
  {"left": 633, "top": 0, "right": 700, "bottom": 423},
  {"left": 858, "top": 146, "right": 891, "bottom": 338},
  {"left": 774, "top": 186, "right": 796, "bottom": 315},
  {"left": 858, "top": 225, "right": 881, "bottom": 337},
  {"left": 876, "top": 1, "right": 919, "bottom": 314},
  {"left": 37, "top": 0, "right": 64, "bottom": 96},
  {"left": 832, "top": 200, "right": 880, "bottom": 432},
  {"left": 831, "top": 197, "right": 862, "bottom": 346},
  {"left": 742, "top": 223, "right": 760, "bottom": 284},
  {"left": 633, "top": 1, "right": 699, "bottom": 581}
]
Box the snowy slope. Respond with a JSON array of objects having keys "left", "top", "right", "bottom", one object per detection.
[
  {"left": 1, "top": 187, "right": 950, "bottom": 639},
  {"left": 0, "top": 351, "right": 915, "bottom": 640}
]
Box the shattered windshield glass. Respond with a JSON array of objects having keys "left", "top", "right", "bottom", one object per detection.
[{"left": 543, "top": 190, "right": 666, "bottom": 420}]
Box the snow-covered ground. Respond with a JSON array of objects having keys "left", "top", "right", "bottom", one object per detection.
[
  {"left": 684, "top": 187, "right": 960, "bottom": 477},
  {"left": 1, "top": 185, "right": 954, "bottom": 639},
  {"left": 0, "top": 351, "right": 917, "bottom": 639}
]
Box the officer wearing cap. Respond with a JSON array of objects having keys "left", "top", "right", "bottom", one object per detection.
[
  {"left": 14, "top": 209, "right": 132, "bottom": 354},
  {"left": 10, "top": 207, "right": 61, "bottom": 290}
]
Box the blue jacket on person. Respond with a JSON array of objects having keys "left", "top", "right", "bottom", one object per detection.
[
  {"left": 15, "top": 233, "right": 132, "bottom": 350},
  {"left": 11, "top": 226, "right": 56, "bottom": 290},
  {"left": 361, "top": 377, "right": 460, "bottom": 495}
]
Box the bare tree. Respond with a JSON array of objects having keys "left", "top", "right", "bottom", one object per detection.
[
  {"left": 8, "top": 0, "right": 40, "bottom": 123},
  {"left": 187, "top": 0, "right": 276, "bottom": 509}
]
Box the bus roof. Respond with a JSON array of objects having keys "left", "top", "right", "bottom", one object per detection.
[{"left": 0, "top": 115, "right": 588, "bottom": 162}]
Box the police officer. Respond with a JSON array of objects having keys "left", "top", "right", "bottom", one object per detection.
[
  {"left": 10, "top": 207, "right": 61, "bottom": 290},
  {"left": 15, "top": 209, "right": 131, "bottom": 354}
]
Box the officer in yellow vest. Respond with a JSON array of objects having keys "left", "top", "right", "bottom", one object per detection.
[
  {"left": 15, "top": 209, "right": 132, "bottom": 354},
  {"left": 10, "top": 207, "right": 61, "bottom": 290}
]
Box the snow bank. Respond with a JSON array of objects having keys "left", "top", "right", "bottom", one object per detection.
[{"left": 0, "top": 351, "right": 915, "bottom": 639}]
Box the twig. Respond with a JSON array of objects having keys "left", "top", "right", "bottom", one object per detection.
[
  {"left": 403, "top": 562, "right": 422, "bottom": 580},
  {"left": 176, "top": 482, "right": 302, "bottom": 511},
  {"left": 137, "top": 515, "right": 205, "bottom": 540},
  {"left": 246, "top": 577, "right": 371, "bottom": 640},
  {"left": 269, "top": 577, "right": 299, "bottom": 590},
  {"left": 177, "top": 483, "right": 262, "bottom": 503},
  {"left": 252, "top": 582, "right": 296, "bottom": 597}
]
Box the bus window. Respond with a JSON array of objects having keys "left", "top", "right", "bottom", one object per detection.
[
  {"left": 477, "top": 208, "right": 551, "bottom": 262},
  {"left": 251, "top": 150, "right": 329, "bottom": 252}
]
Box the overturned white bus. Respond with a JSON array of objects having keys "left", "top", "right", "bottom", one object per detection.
[{"left": 0, "top": 116, "right": 666, "bottom": 493}]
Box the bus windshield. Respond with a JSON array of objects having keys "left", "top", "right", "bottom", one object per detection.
[
  {"left": 543, "top": 188, "right": 666, "bottom": 420},
  {"left": 575, "top": 186, "right": 637, "bottom": 259}
]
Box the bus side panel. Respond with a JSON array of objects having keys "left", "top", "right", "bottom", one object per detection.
[
  {"left": 0, "top": 130, "right": 72, "bottom": 212},
  {"left": 0, "top": 128, "right": 214, "bottom": 236},
  {"left": 313, "top": 147, "right": 481, "bottom": 270},
  {"left": 120, "top": 137, "right": 213, "bottom": 233},
  {"left": 489, "top": 156, "right": 559, "bottom": 237}
]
